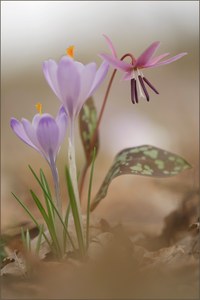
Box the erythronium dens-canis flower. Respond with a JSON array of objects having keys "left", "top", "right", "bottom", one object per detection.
[{"left": 99, "top": 35, "right": 187, "bottom": 103}]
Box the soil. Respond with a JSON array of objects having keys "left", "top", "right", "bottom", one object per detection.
[{"left": 1, "top": 187, "right": 199, "bottom": 300}]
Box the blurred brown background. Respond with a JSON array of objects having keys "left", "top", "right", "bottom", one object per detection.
[{"left": 1, "top": 1, "right": 199, "bottom": 232}]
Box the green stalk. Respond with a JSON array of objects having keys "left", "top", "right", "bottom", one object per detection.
[
  {"left": 35, "top": 225, "right": 44, "bottom": 255},
  {"left": 86, "top": 148, "right": 96, "bottom": 249},
  {"left": 65, "top": 167, "right": 85, "bottom": 256},
  {"left": 68, "top": 119, "right": 85, "bottom": 251},
  {"left": 12, "top": 193, "right": 53, "bottom": 251}
]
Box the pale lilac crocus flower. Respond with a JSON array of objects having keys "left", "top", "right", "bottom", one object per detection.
[
  {"left": 42, "top": 48, "right": 109, "bottom": 123},
  {"left": 99, "top": 35, "right": 187, "bottom": 103},
  {"left": 42, "top": 48, "right": 109, "bottom": 246},
  {"left": 10, "top": 105, "right": 67, "bottom": 216}
]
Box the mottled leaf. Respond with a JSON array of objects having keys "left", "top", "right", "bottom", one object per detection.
[
  {"left": 79, "top": 98, "right": 99, "bottom": 165},
  {"left": 91, "top": 145, "right": 191, "bottom": 210}
]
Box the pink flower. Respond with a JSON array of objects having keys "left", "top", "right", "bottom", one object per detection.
[{"left": 99, "top": 35, "right": 187, "bottom": 103}]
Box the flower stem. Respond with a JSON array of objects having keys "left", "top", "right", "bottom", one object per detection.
[
  {"left": 49, "top": 151, "right": 63, "bottom": 254},
  {"left": 79, "top": 53, "right": 135, "bottom": 200},
  {"left": 79, "top": 69, "right": 116, "bottom": 198},
  {"left": 49, "top": 155, "right": 62, "bottom": 215},
  {"left": 68, "top": 119, "right": 85, "bottom": 253}
]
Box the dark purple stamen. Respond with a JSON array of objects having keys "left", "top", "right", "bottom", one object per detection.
[
  {"left": 131, "top": 78, "right": 136, "bottom": 104},
  {"left": 143, "top": 77, "right": 159, "bottom": 94},
  {"left": 134, "top": 80, "right": 138, "bottom": 103},
  {"left": 138, "top": 75, "right": 150, "bottom": 102}
]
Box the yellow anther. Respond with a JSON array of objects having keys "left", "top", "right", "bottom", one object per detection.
[
  {"left": 66, "top": 45, "right": 75, "bottom": 58},
  {"left": 35, "top": 102, "right": 42, "bottom": 115}
]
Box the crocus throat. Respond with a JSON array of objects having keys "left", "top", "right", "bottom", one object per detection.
[
  {"left": 35, "top": 102, "right": 42, "bottom": 114},
  {"left": 66, "top": 45, "right": 75, "bottom": 58},
  {"left": 130, "top": 69, "right": 159, "bottom": 104}
]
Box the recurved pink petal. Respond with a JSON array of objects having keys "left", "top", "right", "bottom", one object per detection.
[
  {"left": 134, "top": 41, "right": 160, "bottom": 68},
  {"left": 10, "top": 118, "right": 38, "bottom": 150},
  {"left": 99, "top": 53, "right": 132, "bottom": 72},
  {"left": 103, "top": 34, "right": 118, "bottom": 57},
  {"left": 149, "top": 52, "right": 187, "bottom": 68},
  {"left": 143, "top": 53, "right": 170, "bottom": 67},
  {"left": 121, "top": 72, "right": 133, "bottom": 81}
]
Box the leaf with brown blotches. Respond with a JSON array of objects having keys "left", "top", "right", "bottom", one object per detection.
[
  {"left": 91, "top": 145, "right": 191, "bottom": 210},
  {"left": 79, "top": 98, "right": 99, "bottom": 165}
]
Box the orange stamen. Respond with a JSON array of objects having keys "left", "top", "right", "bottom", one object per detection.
[
  {"left": 35, "top": 102, "right": 42, "bottom": 115},
  {"left": 66, "top": 45, "right": 75, "bottom": 58}
]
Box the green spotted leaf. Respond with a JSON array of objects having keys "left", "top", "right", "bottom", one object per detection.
[
  {"left": 79, "top": 98, "right": 99, "bottom": 165},
  {"left": 91, "top": 145, "right": 191, "bottom": 210}
]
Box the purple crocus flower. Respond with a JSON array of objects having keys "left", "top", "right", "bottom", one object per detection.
[
  {"left": 99, "top": 35, "right": 187, "bottom": 103},
  {"left": 10, "top": 106, "right": 67, "bottom": 164},
  {"left": 42, "top": 55, "right": 109, "bottom": 120}
]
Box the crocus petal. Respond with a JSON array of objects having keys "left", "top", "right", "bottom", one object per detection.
[
  {"left": 57, "top": 57, "right": 81, "bottom": 118},
  {"left": 103, "top": 34, "right": 118, "bottom": 57},
  {"left": 134, "top": 41, "right": 160, "bottom": 68},
  {"left": 88, "top": 61, "right": 109, "bottom": 96},
  {"left": 43, "top": 60, "right": 61, "bottom": 99},
  {"left": 77, "top": 62, "right": 97, "bottom": 113},
  {"left": 36, "top": 114, "right": 59, "bottom": 161},
  {"left": 148, "top": 52, "right": 187, "bottom": 68},
  {"left": 143, "top": 53, "right": 170, "bottom": 67},
  {"left": 56, "top": 106, "right": 68, "bottom": 146},
  {"left": 32, "top": 113, "right": 42, "bottom": 129},
  {"left": 22, "top": 118, "right": 42, "bottom": 153},
  {"left": 10, "top": 118, "right": 38, "bottom": 150}
]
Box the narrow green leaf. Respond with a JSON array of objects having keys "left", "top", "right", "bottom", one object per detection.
[
  {"left": 30, "top": 190, "right": 62, "bottom": 256},
  {"left": 42, "top": 188, "right": 76, "bottom": 252},
  {"left": 29, "top": 167, "right": 62, "bottom": 255},
  {"left": 65, "top": 166, "right": 85, "bottom": 256},
  {"left": 35, "top": 224, "right": 44, "bottom": 255},
  {"left": 29, "top": 166, "right": 52, "bottom": 203},
  {"left": 26, "top": 229, "right": 31, "bottom": 252},
  {"left": 91, "top": 145, "right": 191, "bottom": 210},
  {"left": 86, "top": 148, "right": 96, "bottom": 249},
  {"left": 40, "top": 169, "right": 55, "bottom": 220},
  {"left": 12, "top": 193, "right": 52, "bottom": 250},
  {"left": 63, "top": 203, "right": 71, "bottom": 253},
  {"left": 64, "top": 203, "right": 71, "bottom": 228},
  {"left": 79, "top": 97, "right": 99, "bottom": 165},
  {"left": 21, "top": 227, "right": 26, "bottom": 250}
]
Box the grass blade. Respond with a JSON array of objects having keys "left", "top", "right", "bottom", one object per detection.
[
  {"left": 86, "top": 148, "right": 96, "bottom": 249},
  {"left": 26, "top": 229, "right": 31, "bottom": 252},
  {"left": 12, "top": 193, "right": 52, "bottom": 250},
  {"left": 65, "top": 167, "right": 85, "bottom": 256},
  {"left": 41, "top": 189, "right": 76, "bottom": 252},
  {"left": 35, "top": 224, "right": 44, "bottom": 255},
  {"left": 40, "top": 169, "right": 55, "bottom": 222},
  {"left": 21, "top": 227, "right": 26, "bottom": 249},
  {"left": 63, "top": 203, "right": 71, "bottom": 253},
  {"left": 30, "top": 190, "right": 61, "bottom": 256}
]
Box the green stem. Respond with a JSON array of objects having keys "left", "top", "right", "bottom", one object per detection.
[
  {"left": 86, "top": 148, "right": 96, "bottom": 249},
  {"left": 79, "top": 53, "right": 135, "bottom": 200},
  {"left": 79, "top": 69, "right": 117, "bottom": 199},
  {"left": 49, "top": 151, "right": 64, "bottom": 254},
  {"left": 68, "top": 119, "right": 85, "bottom": 252}
]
